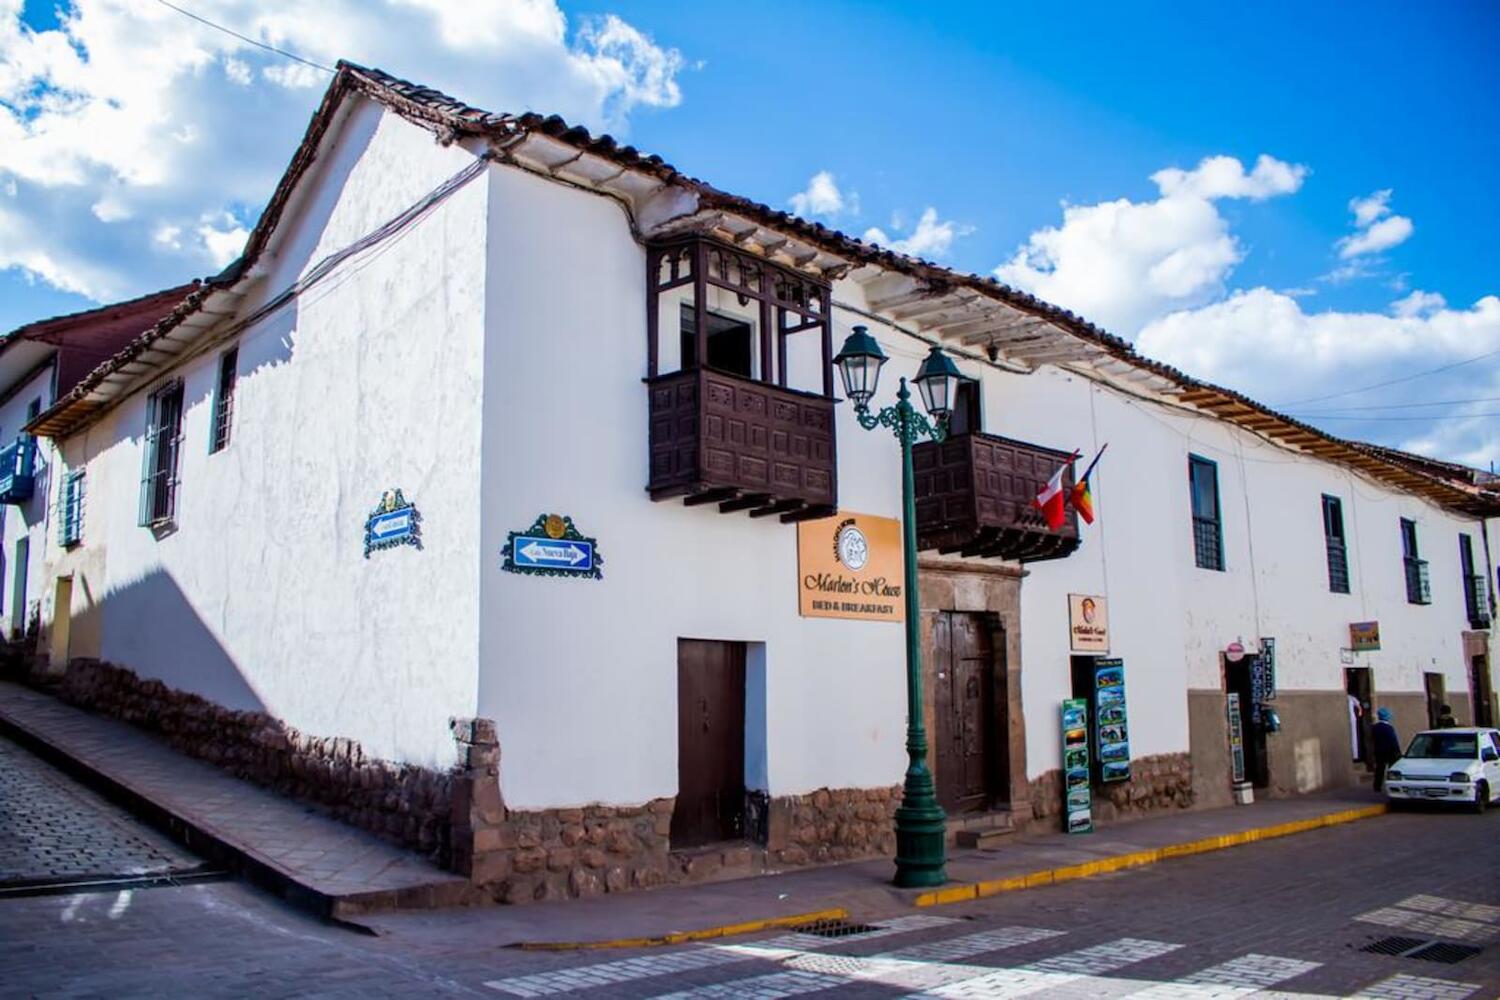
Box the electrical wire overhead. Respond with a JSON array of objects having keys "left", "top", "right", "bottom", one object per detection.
[
  {"left": 1277, "top": 348, "right": 1500, "bottom": 407},
  {"left": 153, "top": 0, "right": 335, "bottom": 74}
]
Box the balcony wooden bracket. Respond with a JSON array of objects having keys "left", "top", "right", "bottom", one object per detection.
[
  {"left": 684, "top": 487, "right": 738, "bottom": 507},
  {"left": 718, "top": 492, "right": 772, "bottom": 513}
]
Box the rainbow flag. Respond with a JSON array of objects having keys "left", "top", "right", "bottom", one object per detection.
[{"left": 1070, "top": 444, "right": 1107, "bottom": 525}]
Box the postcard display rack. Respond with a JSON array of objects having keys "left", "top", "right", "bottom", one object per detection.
[
  {"left": 1061, "top": 699, "right": 1092, "bottom": 833},
  {"left": 1093, "top": 658, "right": 1131, "bottom": 783}
]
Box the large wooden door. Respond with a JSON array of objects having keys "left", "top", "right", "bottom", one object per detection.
[
  {"left": 934, "top": 612, "right": 1005, "bottom": 813},
  {"left": 1472, "top": 654, "right": 1494, "bottom": 728},
  {"left": 672, "top": 639, "right": 747, "bottom": 848}
]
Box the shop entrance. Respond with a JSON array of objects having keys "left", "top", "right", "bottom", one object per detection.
[
  {"left": 1226, "top": 656, "right": 1269, "bottom": 788},
  {"left": 1346, "top": 667, "right": 1374, "bottom": 765},
  {"left": 1472, "top": 654, "right": 1494, "bottom": 728},
  {"left": 933, "top": 612, "right": 1007, "bottom": 813},
  {"left": 672, "top": 639, "right": 747, "bottom": 848}
]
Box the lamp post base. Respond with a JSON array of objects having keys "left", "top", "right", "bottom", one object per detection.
[{"left": 893, "top": 797, "right": 948, "bottom": 888}]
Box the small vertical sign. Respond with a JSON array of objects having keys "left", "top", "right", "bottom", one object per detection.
[
  {"left": 1062, "top": 699, "right": 1092, "bottom": 834},
  {"left": 1094, "top": 658, "right": 1131, "bottom": 782},
  {"left": 1227, "top": 691, "right": 1246, "bottom": 783},
  {"left": 1259, "top": 637, "right": 1277, "bottom": 700}
]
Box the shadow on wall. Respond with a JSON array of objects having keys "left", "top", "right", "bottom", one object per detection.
[{"left": 42, "top": 568, "right": 455, "bottom": 863}]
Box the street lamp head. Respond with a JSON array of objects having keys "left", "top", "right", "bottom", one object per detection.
[
  {"left": 833, "top": 326, "right": 888, "bottom": 409},
  {"left": 913, "top": 344, "right": 962, "bottom": 421}
]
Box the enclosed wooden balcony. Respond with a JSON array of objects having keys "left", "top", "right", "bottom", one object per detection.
[
  {"left": 913, "top": 432, "right": 1080, "bottom": 563},
  {"left": 0, "top": 436, "right": 36, "bottom": 505},
  {"left": 644, "top": 235, "right": 838, "bottom": 522},
  {"left": 647, "top": 367, "right": 836, "bottom": 521}
]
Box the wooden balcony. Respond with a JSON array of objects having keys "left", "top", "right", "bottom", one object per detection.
[
  {"left": 647, "top": 367, "right": 837, "bottom": 522},
  {"left": 913, "top": 432, "right": 1080, "bottom": 563},
  {"left": 0, "top": 436, "right": 36, "bottom": 505}
]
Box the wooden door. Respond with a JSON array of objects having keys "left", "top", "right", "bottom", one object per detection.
[
  {"left": 1472, "top": 654, "right": 1494, "bottom": 728},
  {"left": 1424, "top": 672, "right": 1446, "bottom": 729},
  {"left": 934, "top": 612, "right": 1003, "bottom": 813},
  {"left": 672, "top": 639, "right": 747, "bottom": 848}
]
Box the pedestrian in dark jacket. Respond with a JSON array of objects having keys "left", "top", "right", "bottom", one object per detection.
[
  {"left": 1372, "top": 708, "right": 1402, "bottom": 791},
  {"left": 1438, "top": 704, "right": 1457, "bottom": 728}
]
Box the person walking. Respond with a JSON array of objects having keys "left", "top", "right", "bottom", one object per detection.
[
  {"left": 1372, "top": 707, "right": 1402, "bottom": 792},
  {"left": 1438, "top": 703, "right": 1458, "bottom": 728}
]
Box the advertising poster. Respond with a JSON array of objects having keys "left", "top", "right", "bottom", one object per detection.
[
  {"left": 1227, "top": 691, "right": 1246, "bottom": 783},
  {"left": 1094, "top": 658, "right": 1131, "bottom": 783},
  {"left": 797, "top": 512, "right": 904, "bottom": 622},
  {"left": 1068, "top": 594, "right": 1109, "bottom": 653},
  {"left": 1062, "top": 699, "right": 1092, "bottom": 834}
]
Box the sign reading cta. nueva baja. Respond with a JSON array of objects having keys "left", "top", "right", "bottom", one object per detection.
[{"left": 797, "top": 512, "right": 903, "bottom": 622}]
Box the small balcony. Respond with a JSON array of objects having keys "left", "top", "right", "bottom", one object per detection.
[
  {"left": 0, "top": 436, "right": 36, "bottom": 505},
  {"left": 647, "top": 367, "right": 837, "bottom": 522},
  {"left": 1465, "top": 573, "right": 1491, "bottom": 629},
  {"left": 1405, "top": 557, "right": 1432, "bottom": 605},
  {"left": 913, "top": 431, "right": 1080, "bottom": 562}
]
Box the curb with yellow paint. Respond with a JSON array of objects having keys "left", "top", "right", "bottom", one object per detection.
[
  {"left": 511, "top": 802, "right": 1387, "bottom": 949},
  {"left": 913, "top": 803, "right": 1388, "bottom": 907},
  {"left": 513, "top": 906, "right": 850, "bottom": 951}
]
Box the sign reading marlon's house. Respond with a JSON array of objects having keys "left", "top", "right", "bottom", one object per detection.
[
  {"left": 1068, "top": 594, "right": 1109, "bottom": 652},
  {"left": 797, "top": 512, "right": 904, "bottom": 622}
]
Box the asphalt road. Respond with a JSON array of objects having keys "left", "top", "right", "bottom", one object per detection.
[{"left": 2, "top": 735, "right": 1497, "bottom": 998}]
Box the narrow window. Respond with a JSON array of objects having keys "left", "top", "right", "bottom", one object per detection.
[
  {"left": 209, "top": 347, "right": 238, "bottom": 454},
  {"left": 139, "top": 380, "right": 185, "bottom": 528},
  {"left": 26, "top": 398, "right": 39, "bottom": 421},
  {"left": 945, "top": 379, "right": 982, "bottom": 436},
  {"left": 680, "top": 304, "right": 754, "bottom": 379},
  {"left": 1322, "top": 495, "right": 1350, "bottom": 594},
  {"left": 1461, "top": 533, "right": 1489, "bottom": 627},
  {"left": 1401, "top": 517, "right": 1430, "bottom": 605},
  {"left": 1189, "top": 455, "right": 1224, "bottom": 571},
  {"left": 59, "top": 471, "right": 84, "bottom": 548}
]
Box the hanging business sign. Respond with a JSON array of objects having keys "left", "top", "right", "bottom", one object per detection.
[
  {"left": 1068, "top": 594, "right": 1109, "bottom": 653},
  {"left": 1350, "top": 621, "right": 1381, "bottom": 652},
  {"left": 1062, "top": 698, "right": 1092, "bottom": 834},
  {"left": 1258, "top": 637, "right": 1277, "bottom": 701},
  {"left": 797, "top": 512, "right": 904, "bottom": 622},
  {"left": 502, "top": 513, "right": 603, "bottom": 579},
  {"left": 1094, "top": 658, "right": 1131, "bottom": 783},
  {"left": 364, "top": 489, "right": 422, "bottom": 558}
]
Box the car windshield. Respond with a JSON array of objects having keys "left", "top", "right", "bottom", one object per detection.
[{"left": 1403, "top": 733, "right": 1477, "bottom": 760}]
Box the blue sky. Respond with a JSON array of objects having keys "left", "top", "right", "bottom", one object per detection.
[{"left": 3, "top": 1, "right": 1498, "bottom": 463}]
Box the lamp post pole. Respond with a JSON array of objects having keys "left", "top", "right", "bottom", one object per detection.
[{"left": 852, "top": 377, "right": 949, "bottom": 888}]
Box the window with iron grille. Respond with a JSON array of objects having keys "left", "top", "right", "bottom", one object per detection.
[
  {"left": 209, "top": 347, "right": 238, "bottom": 454},
  {"left": 1401, "top": 517, "right": 1430, "bottom": 605},
  {"left": 1460, "top": 532, "right": 1489, "bottom": 627},
  {"left": 1189, "top": 455, "right": 1223, "bottom": 571},
  {"left": 59, "top": 471, "right": 84, "bottom": 547},
  {"left": 139, "top": 380, "right": 184, "bottom": 528},
  {"left": 1322, "top": 494, "right": 1349, "bottom": 593}
]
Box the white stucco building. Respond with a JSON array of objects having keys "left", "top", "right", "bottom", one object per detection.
[{"left": 10, "top": 63, "right": 1497, "bottom": 899}]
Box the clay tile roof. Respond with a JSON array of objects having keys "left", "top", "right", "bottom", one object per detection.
[{"left": 23, "top": 61, "right": 1500, "bottom": 517}]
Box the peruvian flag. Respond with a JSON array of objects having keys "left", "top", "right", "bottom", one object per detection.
[{"left": 1034, "top": 452, "right": 1080, "bottom": 531}]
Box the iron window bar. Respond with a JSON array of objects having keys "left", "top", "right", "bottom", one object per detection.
[{"left": 1405, "top": 557, "right": 1432, "bottom": 605}]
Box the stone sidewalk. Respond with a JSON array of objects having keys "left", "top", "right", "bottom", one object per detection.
[{"left": 0, "top": 680, "right": 472, "bottom": 919}]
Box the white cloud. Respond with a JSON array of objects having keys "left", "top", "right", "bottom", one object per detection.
[
  {"left": 1137, "top": 289, "right": 1500, "bottom": 466},
  {"left": 1334, "top": 188, "right": 1413, "bottom": 260},
  {"left": 789, "top": 171, "right": 854, "bottom": 219},
  {"left": 1392, "top": 289, "right": 1445, "bottom": 318},
  {"left": 1338, "top": 214, "right": 1414, "bottom": 259},
  {"left": 0, "top": 0, "right": 687, "bottom": 302},
  {"left": 995, "top": 154, "right": 1305, "bottom": 334},
  {"left": 863, "top": 207, "right": 971, "bottom": 259},
  {"left": 1151, "top": 153, "right": 1308, "bottom": 202}
]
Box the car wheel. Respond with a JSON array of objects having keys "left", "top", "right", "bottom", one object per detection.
[{"left": 1474, "top": 781, "right": 1489, "bottom": 814}]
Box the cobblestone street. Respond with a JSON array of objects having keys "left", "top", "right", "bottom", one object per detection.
[
  {"left": 0, "top": 736, "right": 202, "bottom": 887},
  {"left": 2, "top": 732, "right": 1497, "bottom": 999}
]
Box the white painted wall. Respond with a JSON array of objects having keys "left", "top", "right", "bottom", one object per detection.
[
  {"left": 0, "top": 363, "right": 55, "bottom": 638},
  {"left": 40, "top": 100, "right": 489, "bottom": 768}
]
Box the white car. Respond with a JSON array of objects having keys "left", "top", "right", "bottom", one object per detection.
[{"left": 1385, "top": 727, "right": 1500, "bottom": 812}]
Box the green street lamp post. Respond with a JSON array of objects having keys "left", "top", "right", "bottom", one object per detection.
[{"left": 833, "top": 325, "right": 962, "bottom": 888}]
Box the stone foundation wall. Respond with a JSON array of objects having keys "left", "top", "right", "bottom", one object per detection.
[
  {"left": 1026, "top": 752, "right": 1194, "bottom": 831},
  {"left": 55, "top": 659, "right": 454, "bottom": 861}
]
